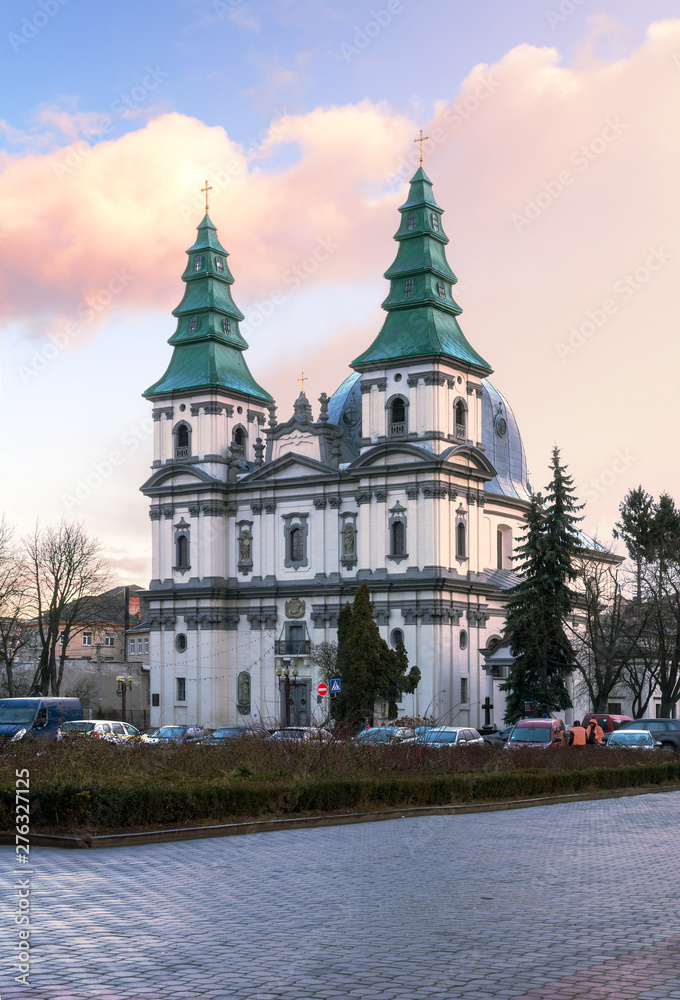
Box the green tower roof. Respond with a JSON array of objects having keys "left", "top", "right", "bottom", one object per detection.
[
  {"left": 352, "top": 168, "right": 492, "bottom": 374},
  {"left": 145, "top": 214, "right": 272, "bottom": 401}
]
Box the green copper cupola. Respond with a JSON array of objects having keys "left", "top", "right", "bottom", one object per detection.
[
  {"left": 352, "top": 168, "right": 492, "bottom": 374},
  {"left": 145, "top": 214, "right": 272, "bottom": 401}
]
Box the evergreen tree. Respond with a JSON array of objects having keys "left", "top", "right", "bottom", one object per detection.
[
  {"left": 501, "top": 447, "right": 583, "bottom": 722},
  {"left": 334, "top": 584, "right": 420, "bottom": 727},
  {"left": 613, "top": 487, "right": 655, "bottom": 601}
]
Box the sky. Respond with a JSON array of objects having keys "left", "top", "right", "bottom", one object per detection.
[{"left": 1, "top": 0, "right": 679, "bottom": 583}]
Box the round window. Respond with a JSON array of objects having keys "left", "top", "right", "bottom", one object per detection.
[
  {"left": 394, "top": 374, "right": 402, "bottom": 382},
  {"left": 459, "top": 629, "right": 468, "bottom": 650},
  {"left": 176, "top": 634, "right": 187, "bottom": 653},
  {"left": 495, "top": 416, "right": 508, "bottom": 438}
]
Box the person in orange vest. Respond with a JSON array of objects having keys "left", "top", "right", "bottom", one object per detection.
[
  {"left": 569, "top": 720, "right": 587, "bottom": 746},
  {"left": 586, "top": 718, "right": 604, "bottom": 745}
]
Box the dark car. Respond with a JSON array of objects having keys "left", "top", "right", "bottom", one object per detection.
[
  {"left": 484, "top": 724, "right": 515, "bottom": 748},
  {"left": 353, "top": 726, "right": 417, "bottom": 745},
  {"left": 0, "top": 697, "right": 83, "bottom": 744},
  {"left": 206, "top": 727, "right": 252, "bottom": 742},
  {"left": 141, "top": 725, "right": 210, "bottom": 745},
  {"left": 615, "top": 718, "right": 680, "bottom": 751}
]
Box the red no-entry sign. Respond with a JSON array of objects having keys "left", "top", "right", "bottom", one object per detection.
[{"left": 317, "top": 682, "right": 328, "bottom": 697}]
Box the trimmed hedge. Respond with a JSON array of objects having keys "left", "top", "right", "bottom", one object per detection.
[{"left": 2, "top": 760, "right": 680, "bottom": 832}]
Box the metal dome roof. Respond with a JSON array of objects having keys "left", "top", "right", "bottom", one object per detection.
[{"left": 480, "top": 379, "right": 531, "bottom": 501}]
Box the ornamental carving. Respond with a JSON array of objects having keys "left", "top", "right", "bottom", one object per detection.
[{"left": 285, "top": 597, "right": 306, "bottom": 619}]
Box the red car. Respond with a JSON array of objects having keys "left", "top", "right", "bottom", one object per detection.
[
  {"left": 505, "top": 718, "right": 566, "bottom": 748},
  {"left": 581, "top": 713, "right": 632, "bottom": 743}
]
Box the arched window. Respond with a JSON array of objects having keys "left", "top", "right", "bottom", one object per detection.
[
  {"left": 437, "top": 281, "right": 446, "bottom": 299},
  {"left": 290, "top": 527, "right": 303, "bottom": 563},
  {"left": 193, "top": 254, "right": 203, "bottom": 271},
  {"left": 404, "top": 278, "right": 414, "bottom": 297},
  {"left": 459, "top": 629, "right": 468, "bottom": 650},
  {"left": 391, "top": 520, "right": 405, "bottom": 556},
  {"left": 407, "top": 211, "right": 418, "bottom": 231},
  {"left": 231, "top": 425, "right": 246, "bottom": 457},
  {"left": 456, "top": 522, "right": 466, "bottom": 559},
  {"left": 175, "top": 423, "right": 191, "bottom": 460},
  {"left": 188, "top": 315, "right": 198, "bottom": 332},
  {"left": 431, "top": 213, "right": 440, "bottom": 232},
  {"left": 176, "top": 534, "right": 189, "bottom": 568},
  {"left": 391, "top": 628, "right": 404, "bottom": 648},
  {"left": 454, "top": 400, "right": 467, "bottom": 440},
  {"left": 497, "top": 526, "right": 512, "bottom": 570},
  {"left": 223, "top": 317, "right": 231, "bottom": 335},
  {"left": 215, "top": 256, "right": 224, "bottom": 273},
  {"left": 389, "top": 397, "right": 406, "bottom": 436}
]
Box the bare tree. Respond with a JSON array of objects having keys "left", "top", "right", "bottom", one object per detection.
[
  {"left": 567, "top": 557, "right": 649, "bottom": 713},
  {"left": 24, "top": 520, "right": 111, "bottom": 696},
  {"left": 0, "top": 517, "right": 34, "bottom": 697}
]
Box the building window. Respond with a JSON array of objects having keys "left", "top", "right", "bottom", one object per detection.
[
  {"left": 137, "top": 639, "right": 143, "bottom": 653},
  {"left": 193, "top": 254, "right": 203, "bottom": 271},
  {"left": 231, "top": 425, "right": 246, "bottom": 458},
  {"left": 391, "top": 628, "right": 404, "bottom": 647},
  {"left": 608, "top": 702, "right": 622, "bottom": 714},
  {"left": 176, "top": 534, "right": 189, "bottom": 569},
  {"left": 223, "top": 317, "right": 231, "bottom": 335},
  {"left": 431, "top": 213, "right": 440, "bottom": 232},
  {"left": 215, "top": 256, "right": 224, "bottom": 273},
  {"left": 144, "top": 638, "right": 149, "bottom": 654},
  {"left": 129, "top": 639, "right": 135, "bottom": 654},
  {"left": 407, "top": 211, "right": 418, "bottom": 230},
  {"left": 237, "top": 671, "right": 251, "bottom": 715},
  {"left": 497, "top": 529, "right": 504, "bottom": 569},
  {"left": 152, "top": 693, "right": 160, "bottom": 707},
  {"left": 404, "top": 278, "right": 414, "bottom": 297},
  {"left": 389, "top": 396, "right": 407, "bottom": 436},
  {"left": 188, "top": 315, "right": 198, "bottom": 332},
  {"left": 175, "top": 422, "right": 191, "bottom": 460},
  {"left": 105, "top": 633, "right": 115, "bottom": 646},
  {"left": 391, "top": 520, "right": 406, "bottom": 556},
  {"left": 456, "top": 522, "right": 467, "bottom": 559},
  {"left": 497, "top": 526, "right": 512, "bottom": 571},
  {"left": 176, "top": 634, "right": 187, "bottom": 653},
  {"left": 459, "top": 629, "right": 468, "bottom": 650},
  {"left": 283, "top": 515, "right": 309, "bottom": 569},
  {"left": 176, "top": 677, "right": 186, "bottom": 701},
  {"left": 454, "top": 399, "right": 467, "bottom": 441},
  {"left": 460, "top": 677, "right": 468, "bottom": 703},
  {"left": 82, "top": 632, "right": 92, "bottom": 646},
  {"left": 437, "top": 280, "right": 446, "bottom": 299},
  {"left": 290, "top": 527, "right": 304, "bottom": 562}
]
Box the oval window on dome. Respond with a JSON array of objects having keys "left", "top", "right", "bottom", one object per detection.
[
  {"left": 495, "top": 416, "right": 508, "bottom": 438},
  {"left": 404, "top": 278, "right": 414, "bottom": 297},
  {"left": 223, "top": 318, "right": 231, "bottom": 335},
  {"left": 437, "top": 281, "right": 446, "bottom": 299},
  {"left": 431, "top": 213, "right": 440, "bottom": 232},
  {"left": 407, "top": 211, "right": 418, "bottom": 231},
  {"left": 215, "top": 256, "right": 224, "bottom": 273},
  {"left": 188, "top": 316, "right": 198, "bottom": 332},
  {"left": 193, "top": 254, "right": 203, "bottom": 271}
]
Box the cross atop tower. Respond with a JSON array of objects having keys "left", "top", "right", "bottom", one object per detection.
[
  {"left": 414, "top": 129, "right": 429, "bottom": 166},
  {"left": 201, "top": 179, "right": 213, "bottom": 213},
  {"left": 297, "top": 371, "right": 308, "bottom": 395}
]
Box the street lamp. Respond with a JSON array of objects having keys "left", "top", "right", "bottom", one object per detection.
[
  {"left": 275, "top": 665, "right": 299, "bottom": 727},
  {"left": 116, "top": 675, "right": 133, "bottom": 724}
]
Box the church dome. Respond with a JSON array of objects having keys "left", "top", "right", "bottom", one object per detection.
[{"left": 325, "top": 371, "right": 531, "bottom": 500}]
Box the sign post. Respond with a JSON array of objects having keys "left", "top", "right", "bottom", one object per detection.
[{"left": 317, "top": 682, "right": 328, "bottom": 697}]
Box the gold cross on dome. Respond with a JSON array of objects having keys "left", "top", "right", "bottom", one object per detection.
[
  {"left": 414, "top": 129, "right": 429, "bottom": 165},
  {"left": 298, "top": 371, "right": 308, "bottom": 394},
  {"left": 201, "top": 179, "right": 213, "bottom": 213}
]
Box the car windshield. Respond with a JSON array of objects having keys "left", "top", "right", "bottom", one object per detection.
[
  {"left": 510, "top": 727, "right": 551, "bottom": 743},
  {"left": 212, "top": 728, "right": 245, "bottom": 738},
  {"left": 0, "top": 703, "right": 38, "bottom": 725},
  {"left": 272, "top": 729, "right": 305, "bottom": 739},
  {"left": 151, "top": 727, "right": 187, "bottom": 738},
  {"left": 356, "top": 728, "right": 396, "bottom": 742},
  {"left": 421, "top": 730, "right": 460, "bottom": 743},
  {"left": 610, "top": 733, "right": 651, "bottom": 746},
  {"left": 61, "top": 722, "right": 95, "bottom": 733}
]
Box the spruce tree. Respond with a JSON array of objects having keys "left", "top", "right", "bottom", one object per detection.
[
  {"left": 613, "top": 487, "right": 655, "bottom": 602},
  {"left": 501, "top": 446, "right": 582, "bottom": 722}
]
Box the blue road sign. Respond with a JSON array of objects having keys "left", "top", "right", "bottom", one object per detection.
[{"left": 330, "top": 678, "right": 341, "bottom": 694}]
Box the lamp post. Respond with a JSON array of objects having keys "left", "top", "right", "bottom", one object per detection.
[
  {"left": 116, "top": 675, "right": 133, "bottom": 724},
  {"left": 275, "top": 665, "right": 299, "bottom": 727}
]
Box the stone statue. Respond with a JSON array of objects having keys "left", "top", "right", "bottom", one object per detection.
[
  {"left": 238, "top": 530, "right": 251, "bottom": 562},
  {"left": 343, "top": 522, "right": 355, "bottom": 556}
]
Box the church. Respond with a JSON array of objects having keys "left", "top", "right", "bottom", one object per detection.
[{"left": 140, "top": 164, "right": 594, "bottom": 731}]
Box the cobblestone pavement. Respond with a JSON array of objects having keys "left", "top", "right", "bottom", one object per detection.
[{"left": 3, "top": 792, "right": 680, "bottom": 999}]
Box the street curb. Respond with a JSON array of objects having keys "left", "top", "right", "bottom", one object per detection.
[{"left": 3, "top": 782, "right": 680, "bottom": 849}]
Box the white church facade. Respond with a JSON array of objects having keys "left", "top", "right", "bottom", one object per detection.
[{"left": 140, "top": 167, "right": 608, "bottom": 731}]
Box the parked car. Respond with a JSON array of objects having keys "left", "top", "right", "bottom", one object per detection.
[
  {"left": 0, "top": 697, "right": 83, "bottom": 744},
  {"left": 417, "top": 727, "right": 485, "bottom": 747},
  {"left": 484, "top": 724, "right": 515, "bottom": 748},
  {"left": 581, "top": 713, "right": 632, "bottom": 744},
  {"left": 57, "top": 720, "right": 141, "bottom": 744},
  {"left": 141, "top": 725, "right": 211, "bottom": 744},
  {"left": 614, "top": 718, "right": 680, "bottom": 751},
  {"left": 505, "top": 718, "right": 566, "bottom": 748},
  {"left": 353, "top": 726, "right": 417, "bottom": 745},
  {"left": 205, "top": 726, "right": 252, "bottom": 742},
  {"left": 607, "top": 730, "right": 660, "bottom": 751},
  {"left": 267, "top": 727, "right": 334, "bottom": 742}
]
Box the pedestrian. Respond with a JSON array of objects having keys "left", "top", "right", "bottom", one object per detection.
[
  {"left": 586, "top": 718, "right": 604, "bottom": 745},
  {"left": 569, "top": 720, "right": 587, "bottom": 746}
]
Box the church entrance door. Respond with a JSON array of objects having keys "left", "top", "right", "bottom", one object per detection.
[{"left": 279, "top": 678, "right": 310, "bottom": 727}]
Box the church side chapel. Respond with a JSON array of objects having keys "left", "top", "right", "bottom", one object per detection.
[{"left": 140, "top": 162, "right": 610, "bottom": 730}]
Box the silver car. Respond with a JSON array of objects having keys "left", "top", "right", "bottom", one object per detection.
[
  {"left": 417, "top": 726, "right": 485, "bottom": 748},
  {"left": 267, "top": 727, "right": 334, "bottom": 742},
  {"left": 607, "top": 729, "right": 660, "bottom": 750},
  {"left": 353, "top": 726, "right": 417, "bottom": 745},
  {"left": 57, "top": 720, "right": 140, "bottom": 744}
]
